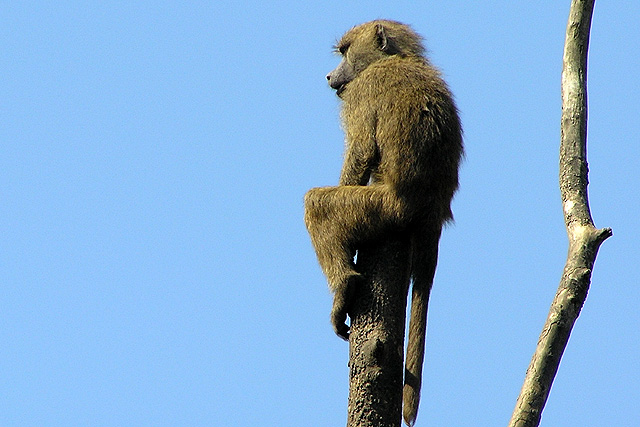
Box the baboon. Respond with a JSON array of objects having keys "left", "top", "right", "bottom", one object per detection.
[{"left": 304, "top": 20, "right": 462, "bottom": 426}]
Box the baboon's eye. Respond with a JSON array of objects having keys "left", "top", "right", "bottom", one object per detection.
[{"left": 338, "top": 44, "right": 349, "bottom": 55}]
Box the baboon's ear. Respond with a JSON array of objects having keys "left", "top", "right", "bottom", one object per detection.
[{"left": 376, "top": 23, "right": 397, "bottom": 54}]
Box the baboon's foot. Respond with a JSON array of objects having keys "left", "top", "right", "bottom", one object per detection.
[{"left": 331, "top": 273, "right": 364, "bottom": 340}]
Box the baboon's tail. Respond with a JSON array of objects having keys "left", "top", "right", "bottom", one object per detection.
[{"left": 403, "top": 226, "right": 441, "bottom": 427}]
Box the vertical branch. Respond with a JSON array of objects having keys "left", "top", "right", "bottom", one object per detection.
[
  {"left": 347, "top": 235, "right": 411, "bottom": 427},
  {"left": 508, "top": 1, "right": 612, "bottom": 426}
]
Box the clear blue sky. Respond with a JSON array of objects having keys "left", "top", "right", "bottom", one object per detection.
[{"left": 2, "top": 2, "right": 638, "bottom": 426}]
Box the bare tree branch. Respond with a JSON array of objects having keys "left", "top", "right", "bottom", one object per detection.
[{"left": 508, "top": 1, "right": 612, "bottom": 426}]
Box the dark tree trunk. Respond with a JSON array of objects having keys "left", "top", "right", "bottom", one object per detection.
[{"left": 347, "top": 234, "right": 411, "bottom": 427}]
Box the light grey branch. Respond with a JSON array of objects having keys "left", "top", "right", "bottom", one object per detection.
[{"left": 508, "top": 1, "right": 612, "bottom": 426}]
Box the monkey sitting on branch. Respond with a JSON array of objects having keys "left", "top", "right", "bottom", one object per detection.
[{"left": 304, "top": 20, "right": 462, "bottom": 426}]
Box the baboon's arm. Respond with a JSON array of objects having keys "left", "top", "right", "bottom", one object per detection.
[{"left": 339, "top": 137, "right": 377, "bottom": 186}]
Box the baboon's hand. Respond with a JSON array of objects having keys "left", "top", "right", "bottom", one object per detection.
[{"left": 331, "top": 274, "right": 362, "bottom": 340}]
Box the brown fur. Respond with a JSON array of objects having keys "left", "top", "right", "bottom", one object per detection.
[{"left": 304, "top": 20, "right": 463, "bottom": 426}]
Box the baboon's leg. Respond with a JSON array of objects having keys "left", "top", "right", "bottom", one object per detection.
[
  {"left": 305, "top": 205, "right": 359, "bottom": 292},
  {"left": 304, "top": 185, "right": 400, "bottom": 287},
  {"left": 304, "top": 184, "right": 402, "bottom": 338}
]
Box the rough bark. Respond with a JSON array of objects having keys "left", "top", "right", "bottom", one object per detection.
[
  {"left": 347, "top": 234, "right": 411, "bottom": 427},
  {"left": 508, "top": 1, "right": 612, "bottom": 426}
]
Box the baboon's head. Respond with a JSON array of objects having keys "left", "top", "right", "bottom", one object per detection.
[{"left": 326, "top": 20, "right": 425, "bottom": 96}]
